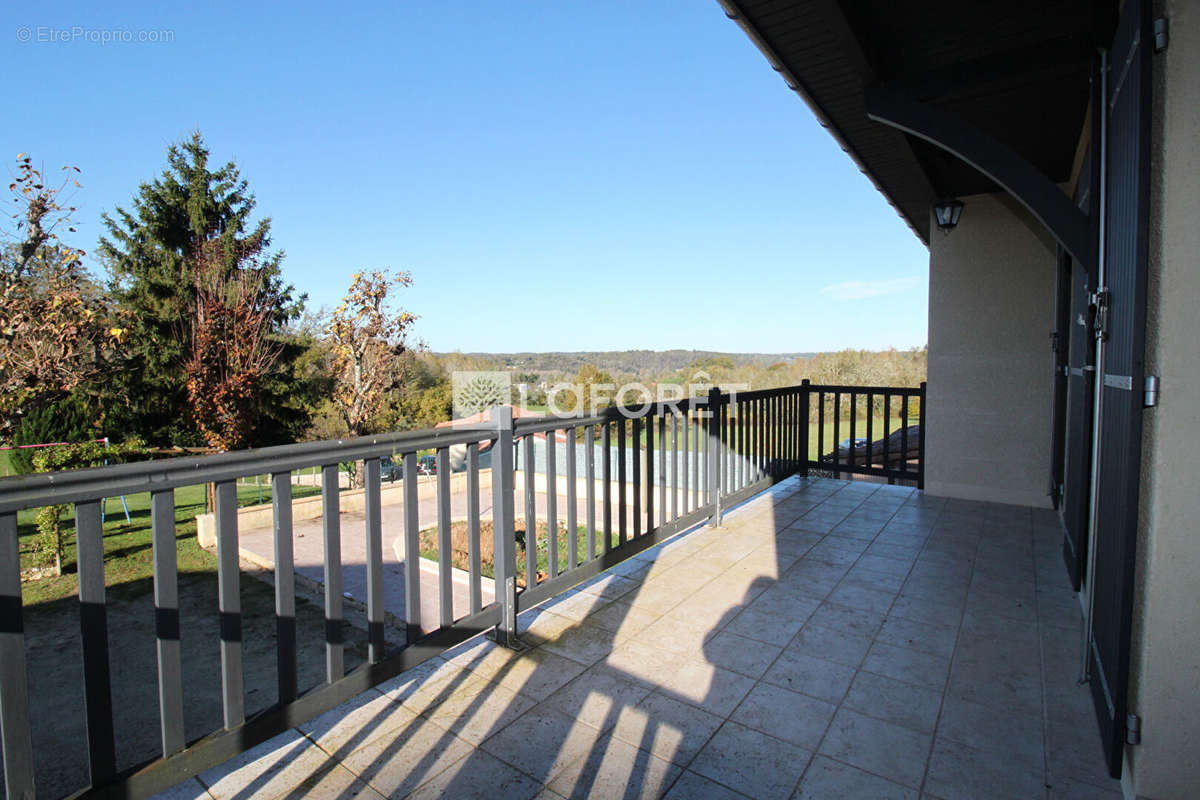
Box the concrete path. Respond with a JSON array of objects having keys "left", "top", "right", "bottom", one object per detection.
[{"left": 235, "top": 483, "right": 642, "bottom": 633}]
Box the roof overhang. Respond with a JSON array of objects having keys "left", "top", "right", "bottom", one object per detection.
[{"left": 719, "top": 0, "right": 1117, "bottom": 246}]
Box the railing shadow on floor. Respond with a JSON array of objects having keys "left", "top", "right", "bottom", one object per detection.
[{"left": 200, "top": 479, "right": 811, "bottom": 800}]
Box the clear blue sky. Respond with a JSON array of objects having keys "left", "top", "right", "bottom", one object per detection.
[{"left": 3, "top": 1, "right": 930, "bottom": 353}]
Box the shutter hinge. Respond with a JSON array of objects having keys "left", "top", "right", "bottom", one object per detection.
[
  {"left": 1050, "top": 331, "right": 1060, "bottom": 354},
  {"left": 1144, "top": 375, "right": 1160, "bottom": 408},
  {"left": 1126, "top": 712, "right": 1142, "bottom": 745},
  {"left": 1154, "top": 18, "right": 1169, "bottom": 54},
  {"left": 1091, "top": 289, "right": 1111, "bottom": 341}
]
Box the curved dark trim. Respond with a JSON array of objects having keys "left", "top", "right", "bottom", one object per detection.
[{"left": 865, "top": 86, "right": 1095, "bottom": 272}]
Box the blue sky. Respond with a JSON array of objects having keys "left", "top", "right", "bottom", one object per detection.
[{"left": 3, "top": 1, "right": 929, "bottom": 353}]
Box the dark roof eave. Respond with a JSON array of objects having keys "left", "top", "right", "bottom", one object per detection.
[{"left": 717, "top": 0, "right": 931, "bottom": 247}]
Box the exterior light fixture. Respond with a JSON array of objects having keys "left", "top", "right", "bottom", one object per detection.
[{"left": 934, "top": 199, "right": 964, "bottom": 233}]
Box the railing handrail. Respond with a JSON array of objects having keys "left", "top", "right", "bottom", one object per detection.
[
  {"left": 0, "top": 394, "right": 744, "bottom": 513},
  {"left": 0, "top": 427, "right": 485, "bottom": 514},
  {"left": 802, "top": 381, "right": 923, "bottom": 395}
]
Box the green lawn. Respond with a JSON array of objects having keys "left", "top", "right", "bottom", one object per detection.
[
  {"left": 419, "top": 519, "right": 621, "bottom": 586},
  {"left": 16, "top": 481, "right": 321, "bottom": 606}
]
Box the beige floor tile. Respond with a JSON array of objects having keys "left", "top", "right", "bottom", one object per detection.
[
  {"left": 405, "top": 749, "right": 542, "bottom": 800},
  {"left": 547, "top": 734, "right": 682, "bottom": 800},
  {"left": 423, "top": 678, "right": 536, "bottom": 745},
  {"left": 492, "top": 647, "right": 590, "bottom": 701},
  {"left": 339, "top": 717, "right": 472, "bottom": 798}
]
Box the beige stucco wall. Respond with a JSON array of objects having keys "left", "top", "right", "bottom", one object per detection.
[
  {"left": 1124, "top": 2, "right": 1200, "bottom": 797},
  {"left": 924, "top": 193, "right": 1057, "bottom": 507}
]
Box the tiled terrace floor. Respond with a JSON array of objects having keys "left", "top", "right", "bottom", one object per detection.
[{"left": 159, "top": 477, "right": 1122, "bottom": 800}]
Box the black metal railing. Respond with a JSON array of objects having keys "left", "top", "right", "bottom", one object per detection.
[
  {"left": 0, "top": 380, "right": 923, "bottom": 798},
  {"left": 805, "top": 380, "right": 926, "bottom": 488}
]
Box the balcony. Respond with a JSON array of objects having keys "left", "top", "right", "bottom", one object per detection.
[
  {"left": 155, "top": 477, "right": 1118, "bottom": 799},
  {"left": 0, "top": 383, "right": 1118, "bottom": 799}
]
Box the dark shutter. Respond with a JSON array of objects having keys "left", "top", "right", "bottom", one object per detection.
[
  {"left": 1088, "top": 0, "right": 1151, "bottom": 777},
  {"left": 1061, "top": 119, "right": 1098, "bottom": 591},
  {"left": 1049, "top": 249, "right": 1071, "bottom": 512},
  {"left": 1061, "top": 253, "right": 1095, "bottom": 590}
]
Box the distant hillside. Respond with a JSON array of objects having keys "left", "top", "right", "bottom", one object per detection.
[{"left": 433, "top": 349, "right": 817, "bottom": 378}]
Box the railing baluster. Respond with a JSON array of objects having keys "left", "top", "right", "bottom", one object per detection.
[
  {"left": 602, "top": 422, "right": 612, "bottom": 553},
  {"left": 833, "top": 392, "right": 842, "bottom": 475},
  {"left": 586, "top": 424, "right": 597, "bottom": 560},
  {"left": 566, "top": 430, "right": 578, "bottom": 569},
  {"left": 764, "top": 394, "right": 771, "bottom": 480},
  {"left": 546, "top": 432, "right": 558, "bottom": 577},
  {"left": 902, "top": 395, "right": 911, "bottom": 480},
  {"left": 700, "top": 402, "right": 705, "bottom": 503},
  {"left": 631, "top": 416, "right": 641, "bottom": 539},
  {"left": 436, "top": 448, "right": 452, "bottom": 627},
  {"left": 790, "top": 390, "right": 797, "bottom": 473},
  {"left": 618, "top": 419, "right": 628, "bottom": 545},
  {"left": 721, "top": 401, "right": 729, "bottom": 494},
  {"left": 707, "top": 387, "right": 722, "bottom": 523},
  {"left": 467, "top": 442, "right": 482, "bottom": 614},
  {"left": 322, "top": 465, "right": 343, "bottom": 682},
  {"left": 657, "top": 413, "right": 666, "bottom": 527},
  {"left": 0, "top": 512, "right": 35, "bottom": 800},
  {"left": 682, "top": 407, "right": 690, "bottom": 513},
  {"left": 730, "top": 401, "right": 736, "bottom": 491},
  {"left": 777, "top": 392, "right": 784, "bottom": 476},
  {"left": 270, "top": 473, "right": 298, "bottom": 704},
  {"left": 364, "top": 457, "right": 385, "bottom": 661},
  {"left": 866, "top": 394, "right": 874, "bottom": 475},
  {"left": 801, "top": 380, "right": 811, "bottom": 475},
  {"left": 756, "top": 395, "right": 762, "bottom": 481},
  {"left": 75, "top": 500, "right": 116, "bottom": 786},
  {"left": 817, "top": 390, "right": 825, "bottom": 471},
  {"left": 883, "top": 392, "right": 892, "bottom": 477},
  {"left": 215, "top": 480, "right": 243, "bottom": 728},
  {"left": 151, "top": 490, "right": 185, "bottom": 755},
  {"left": 694, "top": 404, "right": 702, "bottom": 509},
  {"left": 671, "top": 411, "right": 679, "bottom": 520},
  {"left": 402, "top": 452, "right": 421, "bottom": 642},
  {"left": 729, "top": 398, "right": 739, "bottom": 491},
  {"left": 646, "top": 410, "right": 654, "bottom": 532},
  {"left": 771, "top": 392, "right": 778, "bottom": 478},
  {"left": 751, "top": 396, "right": 759, "bottom": 481},
  {"left": 523, "top": 436, "right": 537, "bottom": 585},
  {"left": 849, "top": 391, "right": 857, "bottom": 471}
]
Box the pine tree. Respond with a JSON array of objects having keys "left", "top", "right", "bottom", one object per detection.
[{"left": 99, "top": 132, "right": 307, "bottom": 446}]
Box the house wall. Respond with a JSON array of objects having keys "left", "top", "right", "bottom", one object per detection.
[
  {"left": 1124, "top": 2, "right": 1200, "bottom": 797},
  {"left": 924, "top": 192, "right": 1057, "bottom": 507}
]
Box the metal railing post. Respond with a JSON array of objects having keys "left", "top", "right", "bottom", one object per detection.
[
  {"left": 490, "top": 405, "right": 524, "bottom": 649},
  {"left": 708, "top": 386, "right": 723, "bottom": 526},
  {"left": 801, "top": 380, "right": 811, "bottom": 477},
  {"left": 918, "top": 381, "right": 927, "bottom": 490},
  {"left": 0, "top": 512, "right": 35, "bottom": 800}
]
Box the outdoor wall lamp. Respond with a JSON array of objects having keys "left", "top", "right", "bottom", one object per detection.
[{"left": 934, "top": 198, "right": 964, "bottom": 233}]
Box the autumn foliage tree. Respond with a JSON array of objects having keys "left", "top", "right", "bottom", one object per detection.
[
  {"left": 183, "top": 238, "right": 288, "bottom": 451},
  {"left": 0, "top": 154, "right": 123, "bottom": 437},
  {"left": 327, "top": 270, "right": 417, "bottom": 438},
  {"left": 101, "top": 133, "right": 306, "bottom": 446}
]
